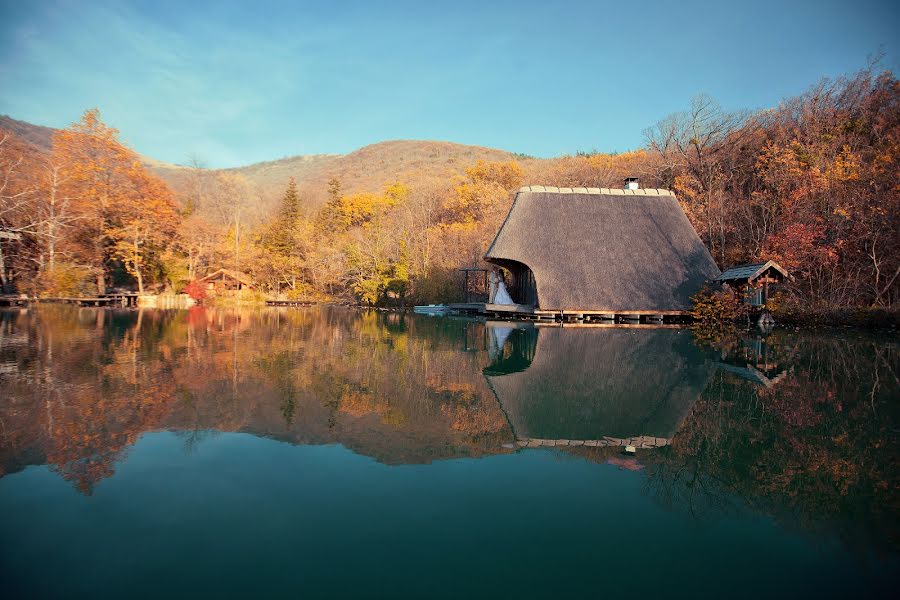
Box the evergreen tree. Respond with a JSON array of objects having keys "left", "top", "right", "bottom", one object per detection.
[{"left": 270, "top": 177, "right": 301, "bottom": 255}]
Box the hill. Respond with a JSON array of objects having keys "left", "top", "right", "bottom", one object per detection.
[
  {"left": 1, "top": 115, "right": 523, "bottom": 214},
  {"left": 1, "top": 114, "right": 186, "bottom": 171},
  {"left": 240, "top": 139, "right": 519, "bottom": 208},
  {"left": 0, "top": 115, "right": 55, "bottom": 151}
]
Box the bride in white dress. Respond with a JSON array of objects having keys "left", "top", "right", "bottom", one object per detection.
[{"left": 493, "top": 275, "right": 514, "bottom": 305}]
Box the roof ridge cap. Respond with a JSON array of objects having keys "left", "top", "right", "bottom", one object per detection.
[{"left": 517, "top": 185, "right": 674, "bottom": 196}]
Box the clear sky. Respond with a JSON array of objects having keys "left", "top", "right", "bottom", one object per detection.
[{"left": 1, "top": 0, "right": 898, "bottom": 168}]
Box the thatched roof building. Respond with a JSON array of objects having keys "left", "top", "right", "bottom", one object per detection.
[
  {"left": 484, "top": 186, "right": 721, "bottom": 312},
  {"left": 484, "top": 326, "right": 714, "bottom": 442}
]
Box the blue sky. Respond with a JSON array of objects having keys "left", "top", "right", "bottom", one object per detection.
[{"left": 1, "top": 0, "right": 898, "bottom": 168}]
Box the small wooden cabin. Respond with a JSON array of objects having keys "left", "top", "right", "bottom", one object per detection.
[
  {"left": 198, "top": 269, "right": 255, "bottom": 295},
  {"left": 715, "top": 261, "right": 789, "bottom": 306}
]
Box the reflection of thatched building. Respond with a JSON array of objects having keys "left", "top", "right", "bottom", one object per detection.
[
  {"left": 484, "top": 325, "right": 714, "bottom": 444},
  {"left": 482, "top": 186, "right": 721, "bottom": 317}
]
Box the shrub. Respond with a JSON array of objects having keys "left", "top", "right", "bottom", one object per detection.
[
  {"left": 690, "top": 285, "right": 749, "bottom": 326},
  {"left": 408, "top": 269, "right": 463, "bottom": 305},
  {"left": 210, "top": 288, "right": 267, "bottom": 306},
  {"left": 36, "top": 262, "right": 94, "bottom": 297},
  {"left": 183, "top": 280, "right": 207, "bottom": 302},
  {"left": 285, "top": 284, "right": 314, "bottom": 301}
]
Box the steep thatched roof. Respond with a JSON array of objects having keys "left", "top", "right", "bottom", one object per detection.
[
  {"left": 485, "top": 326, "right": 714, "bottom": 441},
  {"left": 485, "top": 186, "right": 721, "bottom": 311}
]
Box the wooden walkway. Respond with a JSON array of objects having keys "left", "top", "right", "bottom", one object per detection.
[
  {"left": 0, "top": 295, "right": 29, "bottom": 307},
  {"left": 1, "top": 294, "right": 140, "bottom": 307},
  {"left": 449, "top": 302, "right": 690, "bottom": 324},
  {"left": 265, "top": 299, "right": 319, "bottom": 307},
  {"left": 515, "top": 435, "right": 670, "bottom": 449}
]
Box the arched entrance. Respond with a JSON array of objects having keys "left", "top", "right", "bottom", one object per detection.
[{"left": 489, "top": 259, "right": 538, "bottom": 307}]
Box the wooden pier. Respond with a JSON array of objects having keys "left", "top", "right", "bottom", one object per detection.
[
  {"left": 0, "top": 293, "right": 140, "bottom": 307},
  {"left": 448, "top": 303, "right": 690, "bottom": 324},
  {"left": 0, "top": 295, "right": 29, "bottom": 307},
  {"left": 265, "top": 299, "right": 319, "bottom": 307}
]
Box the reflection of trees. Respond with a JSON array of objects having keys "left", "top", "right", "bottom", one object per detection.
[
  {"left": 645, "top": 331, "right": 899, "bottom": 553},
  {"left": 0, "top": 307, "right": 180, "bottom": 493},
  {"left": 0, "top": 306, "right": 514, "bottom": 492},
  {"left": 7, "top": 306, "right": 893, "bottom": 556}
]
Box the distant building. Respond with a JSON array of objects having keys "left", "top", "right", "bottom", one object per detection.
[
  {"left": 197, "top": 269, "right": 255, "bottom": 295},
  {"left": 482, "top": 184, "right": 721, "bottom": 315}
]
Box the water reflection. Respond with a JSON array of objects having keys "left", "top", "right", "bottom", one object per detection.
[
  {"left": 0, "top": 306, "right": 897, "bottom": 554},
  {"left": 484, "top": 324, "right": 713, "bottom": 444}
]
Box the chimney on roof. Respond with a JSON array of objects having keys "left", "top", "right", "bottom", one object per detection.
[{"left": 624, "top": 177, "right": 639, "bottom": 190}]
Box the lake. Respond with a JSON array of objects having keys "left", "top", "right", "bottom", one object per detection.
[{"left": 0, "top": 306, "right": 897, "bottom": 598}]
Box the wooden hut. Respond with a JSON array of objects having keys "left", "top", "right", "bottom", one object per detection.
[
  {"left": 477, "top": 185, "right": 721, "bottom": 320},
  {"left": 715, "top": 260, "right": 788, "bottom": 306},
  {"left": 197, "top": 269, "right": 255, "bottom": 295}
]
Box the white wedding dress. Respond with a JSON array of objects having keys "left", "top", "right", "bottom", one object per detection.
[{"left": 493, "top": 280, "right": 514, "bottom": 305}]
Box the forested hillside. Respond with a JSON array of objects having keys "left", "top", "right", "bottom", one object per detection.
[{"left": 1, "top": 66, "right": 898, "bottom": 311}]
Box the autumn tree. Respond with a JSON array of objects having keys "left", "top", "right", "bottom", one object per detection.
[
  {"left": 42, "top": 109, "right": 179, "bottom": 293},
  {"left": 205, "top": 172, "right": 258, "bottom": 273},
  {"left": 0, "top": 131, "right": 39, "bottom": 292},
  {"left": 109, "top": 168, "right": 180, "bottom": 293},
  {"left": 645, "top": 95, "right": 757, "bottom": 265}
]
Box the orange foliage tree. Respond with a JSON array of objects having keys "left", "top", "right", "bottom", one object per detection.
[{"left": 52, "top": 109, "right": 180, "bottom": 293}]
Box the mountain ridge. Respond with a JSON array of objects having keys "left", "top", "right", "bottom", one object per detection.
[{"left": 1, "top": 115, "right": 524, "bottom": 212}]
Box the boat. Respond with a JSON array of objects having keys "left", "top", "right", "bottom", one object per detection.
[{"left": 413, "top": 304, "right": 451, "bottom": 315}]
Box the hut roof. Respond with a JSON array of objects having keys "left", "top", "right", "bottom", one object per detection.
[
  {"left": 198, "top": 268, "right": 255, "bottom": 287},
  {"left": 716, "top": 260, "right": 789, "bottom": 283},
  {"left": 484, "top": 326, "right": 714, "bottom": 441},
  {"left": 484, "top": 186, "right": 721, "bottom": 311}
]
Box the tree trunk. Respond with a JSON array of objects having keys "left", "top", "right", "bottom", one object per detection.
[
  {"left": 133, "top": 237, "right": 144, "bottom": 294},
  {"left": 234, "top": 216, "right": 241, "bottom": 272},
  {"left": 48, "top": 168, "right": 57, "bottom": 271},
  {"left": 0, "top": 241, "right": 8, "bottom": 294},
  {"left": 48, "top": 227, "right": 55, "bottom": 271}
]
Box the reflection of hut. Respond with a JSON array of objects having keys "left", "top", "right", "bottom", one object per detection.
[
  {"left": 197, "top": 269, "right": 255, "bottom": 295},
  {"left": 482, "top": 186, "right": 721, "bottom": 316},
  {"left": 714, "top": 335, "right": 792, "bottom": 388},
  {"left": 484, "top": 326, "right": 714, "bottom": 445},
  {"left": 715, "top": 260, "right": 788, "bottom": 306}
]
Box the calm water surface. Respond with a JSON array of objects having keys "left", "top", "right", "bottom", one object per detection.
[{"left": 0, "top": 306, "right": 897, "bottom": 598}]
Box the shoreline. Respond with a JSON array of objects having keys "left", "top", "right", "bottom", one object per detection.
[{"left": 6, "top": 299, "right": 899, "bottom": 332}]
